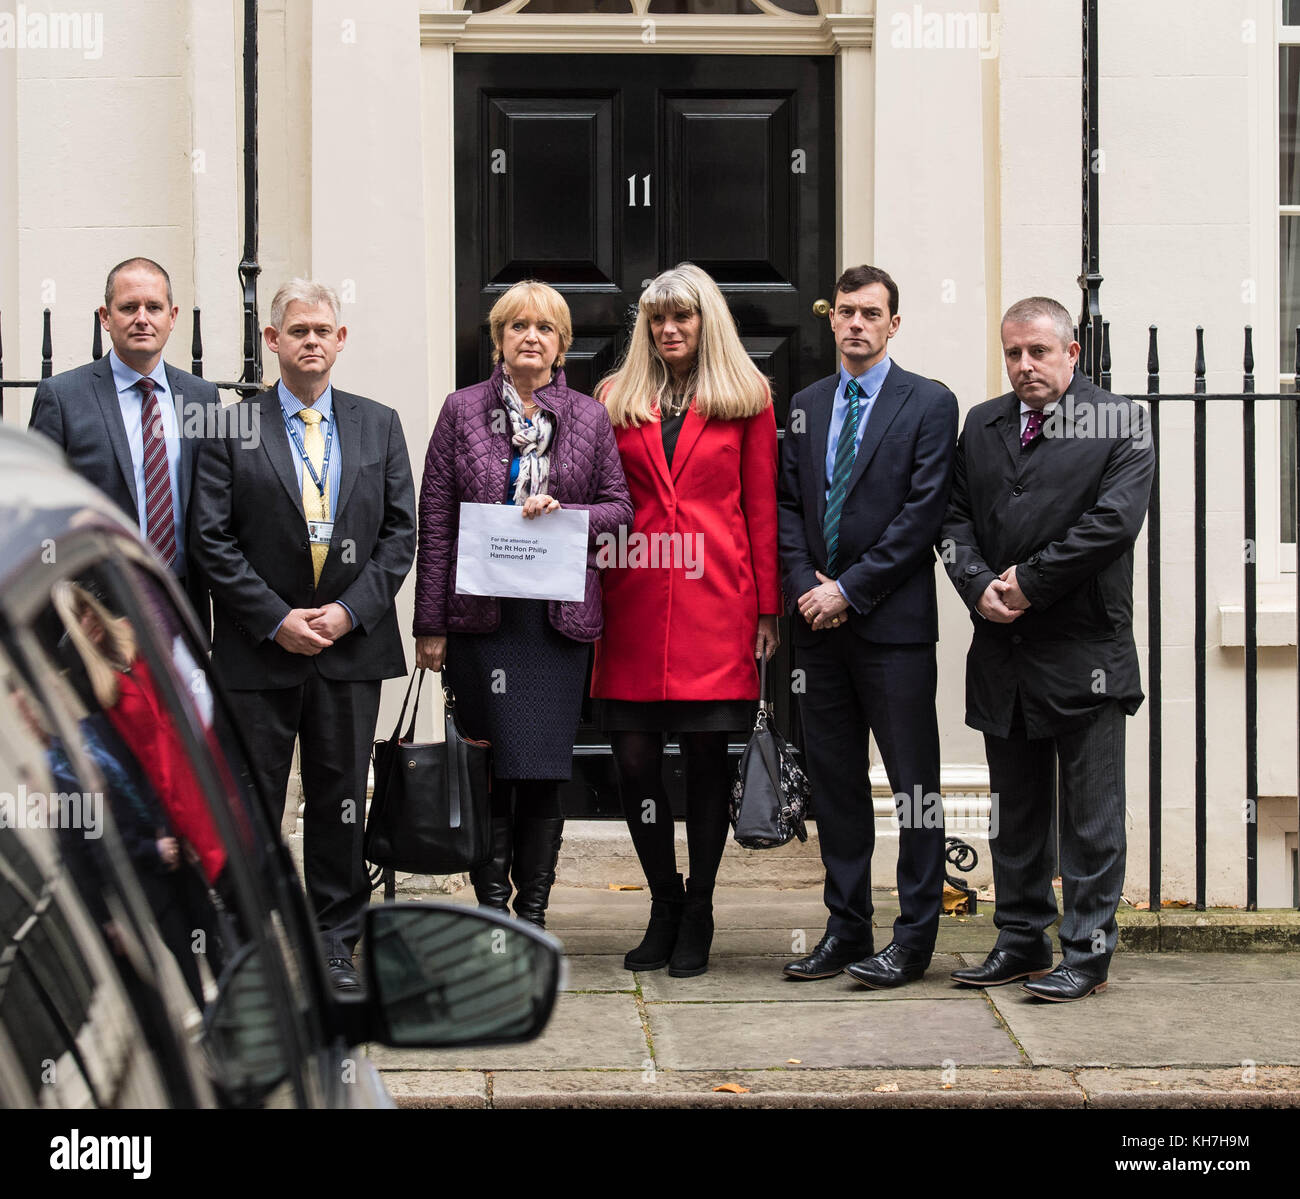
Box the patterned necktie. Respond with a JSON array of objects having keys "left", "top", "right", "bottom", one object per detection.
[
  {"left": 298, "top": 407, "right": 329, "bottom": 584},
  {"left": 136, "top": 377, "right": 177, "bottom": 569},
  {"left": 823, "top": 378, "right": 862, "bottom": 575},
  {"left": 1021, "top": 407, "right": 1046, "bottom": 448}
]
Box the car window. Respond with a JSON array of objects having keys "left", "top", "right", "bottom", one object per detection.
[
  {"left": 0, "top": 645, "right": 184, "bottom": 1107},
  {"left": 4, "top": 552, "right": 328, "bottom": 1107}
]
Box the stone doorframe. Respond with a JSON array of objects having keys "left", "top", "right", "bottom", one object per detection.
[{"left": 419, "top": 0, "right": 876, "bottom": 419}]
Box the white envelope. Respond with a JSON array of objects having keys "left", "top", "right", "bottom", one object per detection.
[{"left": 455, "top": 502, "right": 590, "bottom": 603}]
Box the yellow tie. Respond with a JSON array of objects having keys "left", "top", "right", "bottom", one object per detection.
[{"left": 298, "top": 407, "right": 329, "bottom": 585}]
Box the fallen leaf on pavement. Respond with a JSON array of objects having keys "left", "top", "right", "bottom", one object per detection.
[
  {"left": 713, "top": 1083, "right": 750, "bottom": 1094},
  {"left": 787, "top": 1058, "right": 802, "bottom": 1064},
  {"left": 873, "top": 1082, "right": 899, "bottom": 1093},
  {"left": 941, "top": 884, "right": 971, "bottom": 915},
  {"left": 608, "top": 884, "right": 644, "bottom": 891}
]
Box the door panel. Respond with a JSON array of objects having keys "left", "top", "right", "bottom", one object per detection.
[
  {"left": 663, "top": 95, "right": 794, "bottom": 284},
  {"left": 483, "top": 96, "right": 619, "bottom": 286}
]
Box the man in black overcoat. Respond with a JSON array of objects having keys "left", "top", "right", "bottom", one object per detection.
[{"left": 939, "top": 296, "right": 1154, "bottom": 1001}]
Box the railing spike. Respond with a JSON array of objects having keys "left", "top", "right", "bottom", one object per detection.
[
  {"left": 192, "top": 306, "right": 204, "bottom": 378},
  {"left": 41, "top": 309, "right": 53, "bottom": 380}
]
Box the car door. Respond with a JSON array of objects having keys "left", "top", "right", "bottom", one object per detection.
[{"left": 1, "top": 537, "right": 343, "bottom": 1107}]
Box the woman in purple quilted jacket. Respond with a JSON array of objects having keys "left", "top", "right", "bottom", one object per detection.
[{"left": 413, "top": 280, "right": 632, "bottom": 928}]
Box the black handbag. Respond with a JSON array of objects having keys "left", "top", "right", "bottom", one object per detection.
[
  {"left": 729, "top": 655, "right": 811, "bottom": 849},
  {"left": 364, "top": 670, "right": 493, "bottom": 875}
]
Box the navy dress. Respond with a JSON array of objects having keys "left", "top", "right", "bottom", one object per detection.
[{"left": 444, "top": 432, "right": 589, "bottom": 781}]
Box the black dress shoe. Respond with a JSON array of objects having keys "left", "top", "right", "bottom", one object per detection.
[
  {"left": 844, "top": 941, "right": 931, "bottom": 990},
  {"left": 951, "top": 947, "right": 1053, "bottom": 988},
  {"left": 328, "top": 957, "right": 362, "bottom": 993},
  {"left": 1022, "top": 963, "right": 1108, "bottom": 1002},
  {"left": 783, "top": 934, "right": 872, "bottom": 980}
]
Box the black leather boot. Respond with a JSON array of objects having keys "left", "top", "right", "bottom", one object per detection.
[
  {"left": 511, "top": 817, "right": 564, "bottom": 928},
  {"left": 623, "top": 873, "right": 686, "bottom": 971},
  {"left": 667, "top": 877, "right": 714, "bottom": 978},
  {"left": 470, "top": 816, "right": 513, "bottom": 912}
]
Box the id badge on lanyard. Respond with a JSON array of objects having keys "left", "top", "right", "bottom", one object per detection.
[{"left": 284, "top": 407, "right": 336, "bottom": 524}]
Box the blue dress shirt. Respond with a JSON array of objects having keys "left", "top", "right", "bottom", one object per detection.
[
  {"left": 824, "top": 356, "right": 892, "bottom": 609},
  {"left": 278, "top": 380, "right": 343, "bottom": 519},
  {"left": 108, "top": 350, "right": 184, "bottom": 564},
  {"left": 824, "top": 355, "right": 892, "bottom": 496}
]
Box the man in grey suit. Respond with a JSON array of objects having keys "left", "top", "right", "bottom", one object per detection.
[
  {"left": 940, "top": 296, "right": 1154, "bottom": 1002},
  {"left": 28, "top": 257, "right": 218, "bottom": 625}
]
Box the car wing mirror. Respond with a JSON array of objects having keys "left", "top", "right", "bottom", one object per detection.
[{"left": 360, "top": 902, "right": 561, "bottom": 1050}]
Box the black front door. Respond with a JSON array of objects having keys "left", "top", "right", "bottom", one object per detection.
[{"left": 454, "top": 52, "right": 837, "bottom": 815}]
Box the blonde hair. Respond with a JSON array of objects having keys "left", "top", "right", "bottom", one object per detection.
[
  {"left": 598, "top": 263, "right": 771, "bottom": 428},
  {"left": 51, "top": 581, "right": 137, "bottom": 710},
  {"left": 269, "top": 279, "right": 342, "bottom": 331},
  {"left": 488, "top": 281, "right": 574, "bottom": 371}
]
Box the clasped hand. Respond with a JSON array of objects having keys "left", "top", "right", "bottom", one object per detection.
[
  {"left": 274, "top": 603, "right": 352, "bottom": 655},
  {"left": 797, "top": 571, "right": 850, "bottom": 631},
  {"left": 977, "top": 565, "right": 1031, "bottom": 623}
]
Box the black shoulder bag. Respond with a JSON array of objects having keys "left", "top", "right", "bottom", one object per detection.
[
  {"left": 729, "top": 654, "right": 811, "bottom": 849},
  {"left": 364, "top": 670, "right": 493, "bottom": 874}
]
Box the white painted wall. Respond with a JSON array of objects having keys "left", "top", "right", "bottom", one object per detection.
[{"left": 3, "top": 0, "right": 1294, "bottom": 905}]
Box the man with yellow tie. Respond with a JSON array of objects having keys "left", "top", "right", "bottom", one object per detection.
[{"left": 191, "top": 279, "right": 416, "bottom": 992}]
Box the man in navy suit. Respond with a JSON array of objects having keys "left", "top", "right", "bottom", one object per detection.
[
  {"left": 28, "top": 257, "right": 218, "bottom": 627},
  {"left": 778, "top": 264, "right": 959, "bottom": 987}
]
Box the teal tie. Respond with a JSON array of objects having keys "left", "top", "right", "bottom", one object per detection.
[{"left": 823, "top": 378, "right": 861, "bottom": 575}]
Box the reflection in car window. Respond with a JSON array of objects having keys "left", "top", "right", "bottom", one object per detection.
[
  {"left": 0, "top": 648, "right": 178, "bottom": 1107},
  {"left": 7, "top": 559, "right": 314, "bottom": 1106}
]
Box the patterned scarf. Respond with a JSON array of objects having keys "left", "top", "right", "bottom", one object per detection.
[{"left": 503, "top": 374, "right": 554, "bottom": 504}]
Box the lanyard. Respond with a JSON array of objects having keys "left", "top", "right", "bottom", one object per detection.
[{"left": 283, "top": 407, "right": 335, "bottom": 503}]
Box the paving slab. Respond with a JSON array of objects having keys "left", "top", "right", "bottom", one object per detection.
[
  {"left": 991, "top": 955, "right": 1300, "bottom": 1068},
  {"left": 488, "top": 1066, "right": 1081, "bottom": 1108},
  {"left": 647, "top": 997, "right": 1022, "bottom": 1070},
  {"left": 560, "top": 954, "right": 634, "bottom": 992},
  {"left": 1075, "top": 1066, "right": 1300, "bottom": 1108},
  {"left": 365, "top": 993, "right": 648, "bottom": 1071},
  {"left": 381, "top": 1071, "right": 487, "bottom": 1108},
  {"left": 636, "top": 954, "right": 972, "bottom": 1002}
]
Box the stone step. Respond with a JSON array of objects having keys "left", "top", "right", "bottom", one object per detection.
[{"left": 281, "top": 814, "right": 994, "bottom": 896}]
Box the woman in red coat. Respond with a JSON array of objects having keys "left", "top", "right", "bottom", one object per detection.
[{"left": 592, "top": 262, "right": 781, "bottom": 977}]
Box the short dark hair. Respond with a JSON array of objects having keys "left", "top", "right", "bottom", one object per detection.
[
  {"left": 832, "top": 265, "right": 899, "bottom": 316},
  {"left": 104, "top": 257, "right": 173, "bottom": 308}
]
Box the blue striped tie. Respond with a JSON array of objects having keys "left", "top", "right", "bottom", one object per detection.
[{"left": 823, "top": 378, "right": 861, "bottom": 575}]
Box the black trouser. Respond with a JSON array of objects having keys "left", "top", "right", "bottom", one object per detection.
[
  {"left": 230, "top": 674, "right": 381, "bottom": 960},
  {"left": 611, "top": 731, "right": 732, "bottom": 893},
  {"left": 796, "top": 635, "right": 945, "bottom": 952},
  {"left": 982, "top": 698, "right": 1126, "bottom": 975}
]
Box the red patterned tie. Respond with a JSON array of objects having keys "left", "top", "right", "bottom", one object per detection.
[
  {"left": 1021, "top": 407, "right": 1046, "bottom": 448},
  {"left": 137, "top": 377, "right": 178, "bottom": 568}
]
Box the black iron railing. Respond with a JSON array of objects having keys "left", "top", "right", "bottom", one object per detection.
[
  {"left": 1130, "top": 324, "right": 1299, "bottom": 911},
  {"left": 0, "top": 306, "right": 263, "bottom": 418}
]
